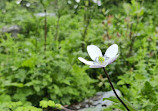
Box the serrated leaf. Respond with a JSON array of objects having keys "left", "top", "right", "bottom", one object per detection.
[
  {"left": 48, "top": 100, "right": 55, "bottom": 108},
  {"left": 151, "top": 104, "right": 158, "bottom": 111},
  {"left": 103, "top": 97, "right": 137, "bottom": 111},
  {"left": 40, "top": 100, "right": 48, "bottom": 108},
  {"left": 103, "top": 97, "right": 119, "bottom": 103}
]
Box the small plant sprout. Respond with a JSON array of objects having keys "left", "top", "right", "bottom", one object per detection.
[{"left": 78, "top": 44, "right": 130, "bottom": 111}]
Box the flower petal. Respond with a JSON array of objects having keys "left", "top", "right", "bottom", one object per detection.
[
  {"left": 78, "top": 57, "right": 94, "bottom": 65},
  {"left": 87, "top": 45, "right": 103, "bottom": 61},
  {"left": 89, "top": 64, "right": 103, "bottom": 68},
  {"left": 104, "top": 44, "right": 118, "bottom": 58},
  {"left": 107, "top": 54, "right": 119, "bottom": 64}
]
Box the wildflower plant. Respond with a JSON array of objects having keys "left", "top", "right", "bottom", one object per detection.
[{"left": 78, "top": 44, "right": 130, "bottom": 111}]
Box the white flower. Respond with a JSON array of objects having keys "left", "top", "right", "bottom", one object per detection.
[
  {"left": 97, "top": 1, "right": 101, "bottom": 6},
  {"left": 75, "top": 0, "right": 80, "bottom": 3},
  {"left": 26, "top": 3, "right": 31, "bottom": 7},
  {"left": 93, "top": 0, "right": 97, "bottom": 3},
  {"left": 68, "top": 0, "right": 71, "bottom": 4},
  {"left": 78, "top": 44, "right": 119, "bottom": 68},
  {"left": 16, "top": 0, "right": 22, "bottom": 4},
  {"left": 93, "top": 0, "right": 102, "bottom": 6}
]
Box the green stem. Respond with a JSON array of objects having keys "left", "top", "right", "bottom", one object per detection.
[{"left": 44, "top": 8, "right": 47, "bottom": 51}]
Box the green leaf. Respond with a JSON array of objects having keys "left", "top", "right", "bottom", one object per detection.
[
  {"left": 103, "top": 97, "right": 119, "bottom": 103},
  {"left": 141, "top": 81, "right": 156, "bottom": 102},
  {"left": 151, "top": 104, "right": 158, "bottom": 111},
  {"left": 103, "top": 97, "right": 137, "bottom": 111},
  {"left": 39, "top": 100, "right": 48, "bottom": 108},
  {"left": 55, "top": 104, "right": 62, "bottom": 109},
  {"left": 48, "top": 100, "right": 55, "bottom": 108},
  {"left": 120, "top": 97, "right": 137, "bottom": 111},
  {"left": 135, "top": 73, "right": 145, "bottom": 80}
]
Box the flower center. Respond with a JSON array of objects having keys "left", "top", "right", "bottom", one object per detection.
[
  {"left": 94, "top": 56, "right": 106, "bottom": 65},
  {"left": 98, "top": 56, "right": 105, "bottom": 64},
  {"left": 94, "top": 56, "right": 110, "bottom": 66}
]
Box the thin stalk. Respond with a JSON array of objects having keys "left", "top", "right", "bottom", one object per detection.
[
  {"left": 54, "top": 0, "right": 59, "bottom": 41},
  {"left": 103, "top": 68, "right": 129, "bottom": 111},
  {"left": 44, "top": 8, "right": 47, "bottom": 51},
  {"left": 81, "top": 0, "right": 91, "bottom": 52},
  {"left": 81, "top": 18, "right": 90, "bottom": 51},
  {"left": 127, "top": 23, "right": 133, "bottom": 57},
  {"left": 54, "top": 15, "right": 60, "bottom": 41}
]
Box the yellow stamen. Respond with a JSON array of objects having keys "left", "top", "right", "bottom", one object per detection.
[{"left": 98, "top": 56, "right": 104, "bottom": 63}]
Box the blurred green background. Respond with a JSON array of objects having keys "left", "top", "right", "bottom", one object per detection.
[{"left": 0, "top": 0, "right": 158, "bottom": 110}]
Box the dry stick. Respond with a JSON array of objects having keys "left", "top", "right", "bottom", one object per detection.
[
  {"left": 103, "top": 68, "right": 130, "bottom": 111},
  {"left": 44, "top": 8, "right": 47, "bottom": 51}
]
